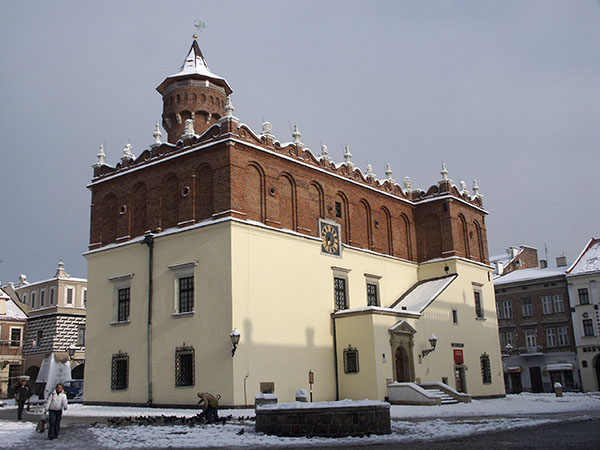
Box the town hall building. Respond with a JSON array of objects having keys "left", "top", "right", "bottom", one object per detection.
[{"left": 83, "top": 39, "right": 505, "bottom": 407}]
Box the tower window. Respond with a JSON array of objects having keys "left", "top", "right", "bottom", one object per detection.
[
  {"left": 343, "top": 346, "right": 359, "bottom": 374},
  {"left": 335, "top": 202, "right": 342, "bottom": 218}
]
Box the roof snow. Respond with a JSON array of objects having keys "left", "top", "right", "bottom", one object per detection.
[
  {"left": 567, "top": 238, "right": 600, "bottom": 275},
  {"left": 390, "top": 275, "right": 457, "bottom": 313},
  {"left": 0, "top": 290, "right": 27, "bottom": 320},
  {"left": 494, "top": 266, "right": 567, "bottom": 285}
]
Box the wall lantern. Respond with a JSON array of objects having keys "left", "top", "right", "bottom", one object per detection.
[
  {"left": 421, "top": 333, "right": 438, "bottom": 358},
  {"left": 230, "top": 328, "right": 241, "bottom": 357}
]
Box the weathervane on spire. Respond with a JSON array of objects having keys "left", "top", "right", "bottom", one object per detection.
[{"left": 193, "top": 20, "right": 207, "bottom": 39}]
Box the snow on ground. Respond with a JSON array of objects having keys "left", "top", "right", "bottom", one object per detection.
[{"left": 390, "top": 392, "right": 600, "bottom": 419}]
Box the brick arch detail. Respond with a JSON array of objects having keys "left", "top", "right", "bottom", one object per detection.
[
  {"left": 195, "top": 164, "right": 214, "bottom": 221},
  {"left": 278, "top": 172, "right": 297, "bottom": 232},
  {"left": 160, "top": 173, "right": 179, "bottom": 230},
  {"left": 474, "top": 220, "right": 485, "bottom": 262},
  {"left": 458, "top": 213, "right": 470, "bottom": 259},
  {"left": 335, "top": 191, "right": 350, "bottom": 244},
  {"left": 423, "top": 213, "right": 442, "bottom": 261},
  {"left": 246, "top": 162, "right": 266, "bottom": 223},
  {"left": 381, "top": 206, "right": 393, "bottom": 255},
  {"left": 131, "top": 182, "right": 147, "bottom": 238}
]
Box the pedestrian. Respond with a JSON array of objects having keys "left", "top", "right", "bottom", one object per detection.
[
  {"left": 15, "top": 379, "right": 31, "bottom": 420},
  {"left": 197, "top": 392, "right": 220, "bottom": 423},
  {"left": 43, "top": 383, "right": 68, "bottom": 440}
]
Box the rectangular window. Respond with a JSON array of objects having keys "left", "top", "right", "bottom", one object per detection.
[
  {"left": 40, "top": 290, "right": 45, "bottom": 307},
  {"left": 522, "top": 298, "right": 533, "bottom": 317},
  {"left": 118, "top": 288, "right": 130, "bottom": 322},
  {"left": 525, "top": 329, "right": 537, "bottom": 350},
  {"left": 557, "top": 327, "right": 569, "bottom": 346},
  {"left": 49, "top": 288, "right": 55, "bottom": 305},
  {"left": 480, "top": 354, "right": 492, "bottom": 384},
  {"left": 474, "top": 290, "right": 483, "bottom": 318},
  {"left": 83, "top": 288, "right": 87, "bottom": 308},
  {"left": 334, "top": 277, "right": 347, "bottom": 310},
  {"left": 499, "top": 333, "right": 506, "bottom": 349},
  {"left": 10, "top": 328, "right": 22, "bottom": 347},
  {"left": 541, "top": 296, "right": 553, "bottom": 315},
  {"left": 496, "top": 302, "right": 503, "bottom": 319},
  {"left": 31, "top": 292, "right": 36, "bottom": 308},
  {"left": 366, "top": 283, "right": 378, "bottom": 307},
  {"left": 583, "top": 319, "right": 595, "bottom": 336},
  {"left": 503, "top": 300, "right": 513, "bottom": 319},
  {"left": 506, "top": 331, "right": 516, "bottom": 347},
  {"left": 343, "top": 346, "right": 359, "bottom": 373},
  {"left": 66, "top": 287, "right": 74, "bottom": 305},
  {"left": 37, "top": 330, "right": 43, "bottom": 346},
  {"left": 22, "top": 293, "right": 27, "bottom": 306},
  {"left": 111, "top": 353, "right": 129, "bottom": 390},
  {"left": 78, "top": 327, "right": 86, "bottom": 346},
  {"left": 553, "top": 294, "right": 564, "bottom": 313},
  {"left": 178, "top": 276, "right": 194, "bottom": 313},
  {"left": 175, "top": 346, "right": 195, "bottom": 386},
  {"left": 335, "top": 202, "right": 342, "bottom": 218},
  {"left": 452, "top": 308, "right": 458, "bottom": 324},
  {"left": 578, "top": 288, "right": 590, "bottom": 305},
  {"left": 546, "top": 328, "right": 557, "bottom": 347}
]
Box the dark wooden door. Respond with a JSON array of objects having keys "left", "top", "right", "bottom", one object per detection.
[
  {"left": 510, "top": 373, "right": 523, "bottom": 393},
  {"left": 530, "top": 366, "right": 543, "bottom": 393},
  {"left": 455, "top": 367, "right": 465, "bottom": 393},
  {"left": 395, "top": 347, "right": 408, "bottom": 382}
]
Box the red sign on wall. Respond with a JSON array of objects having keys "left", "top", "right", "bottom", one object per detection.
[{"left": 453, "top": 349, "right": 464, "bottom": 364}]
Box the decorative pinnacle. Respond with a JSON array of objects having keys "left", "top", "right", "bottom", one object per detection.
[
  {"left": 473, "top": 179, "right": 481, "bottom": 197},
  {"left": 440, "top": 162, "right": 449, "bottom": 181},
  {"left": 460, "top": 180, "right": 468, "bottom": 193},
  {"left": 385, "top": 163, "right": 394, "bottom": 182},
  {"left": 292, "top": 124, "right": 302, "bottom": 145},
  {"left": 320, "top": 144, "right": 330, "bottom": 160},
  {"left": 344, "top": 145, "right": 353, "bottom": 166},
  {"left": 366, "top": 163, "right": 374, "bottom": 178},
  {"left": 225, "top": 96, "right": 235, "bottom": 117},
  {"left": 262, "top": 121, "right": 273, "bottom": 137},
  {"left": 95, "top": 144, "right": 106, "bottom": 167},
  {"left": 404, "top": 176, "right": 412, "bottom": 191},
  {"left": 183, "top": 119, "right": 195, "bottom": 137},
  {"left": 121, "top": 142, "right": 134, "bottom": 162},
  {"left": 152, "top": 123, "right": 162, "bottom": 146}
]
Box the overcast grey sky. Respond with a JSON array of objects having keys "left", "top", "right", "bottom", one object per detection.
[{"left": 1, "top": 0, "right": 598, "bottom": 283}]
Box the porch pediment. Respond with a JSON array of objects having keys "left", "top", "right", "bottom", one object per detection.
[{"left": 389, "top": 319, "right": 417, "bottom": 335}]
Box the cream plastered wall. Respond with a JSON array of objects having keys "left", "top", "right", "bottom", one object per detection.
[
  {"left": 84, "top": 222, "right": 233, "bottom": 405},
  {"left": 230, "top": 220, "right": 419, "bottom": 404}
]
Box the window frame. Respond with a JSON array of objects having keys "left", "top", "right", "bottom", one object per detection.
[
  {"left": 364, "top": 273, "right": 381, "bottom": 308},
  {"left": 9, "top": 327, "right": 22, "bottom": 347},
  {"left": 578, "top": 288, "right": 590, "bottom": 305},
  {"left": 40, "top": 289, "right": 46, "bottom": 307},
  {"left": 109, "top": 274, "right": 134, "bottom": 324},
  {"left": 480, "top": 354, "right": 492, "bottom": 384},
  {"left": 65, "top": 286, "right": 75, "bottom": 305},
  {"left": 557, "top": 327, "right": 569, "bottom": 346},
  {"left": 49, "top": 287, "right": 55, "bottom": 305},
  {"left": 332, "top": 267, "right": 351, "bottom": 311},
  {"left": 343, "top": 346, "right": 359, "bottom": 374},
  {"left": 31, "top": 291, "right": 37, "bottom": 309},
  {"left": 525, "top": 329, "right": 537, "bottom": 350},
  {"left": 582, "top": 319, "right": 595, "bottom": 337},
  {"left": 168, "top": 262, "right": 197, "bottom": 316},
  {"left": 78, "top": 326, "right": 86, "bottom": 346},
  {"left": 502, "top": 300, "right": 513, "bottom": 319},
  {"left": 522, "top": 297, "right": 533, "bottom": 317},
  {"left": 545, "top": 328, "right": 557, "bottom": 347},
  {"left": 473, "top": 289, "right": 484, "bottom": 319},
  {"left": 553, "top": 294, "right": 564, "bottom": 313},
  {"left": 174, "top": 345, "right": 195, "bottom": 387},
  {"left": 452, "top": 308, "right": 459, "bottom": 325},
  {"left": 541, "top": 295, "right": 553, "bottom": 315},
  {"left": 111, "top": 352, "right": 129, "bottom": 391}
]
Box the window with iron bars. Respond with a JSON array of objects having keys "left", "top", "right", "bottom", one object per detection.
[
  {"left": 178, "top": 276, "right": 194, "bottom": 313},
  {"left": 343, "top": 346, "right": 359, "bottom": 373},
  {"left": 111, "top": 352, "right": 129, "bottom": 390},
  {"left": 480, "top": 354, "right": 492, "bottom": 384},
  {"left": 334, "top": 277, "right": 347, "bottom": 310},
  {"left": 175, "top": 345, "right": 195, "bottom": 387}
]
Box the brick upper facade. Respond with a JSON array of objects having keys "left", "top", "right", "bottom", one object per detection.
[{"left": 88, "top": 41, "right": 490, "bottom": 266}]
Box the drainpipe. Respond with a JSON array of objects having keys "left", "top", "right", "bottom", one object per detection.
[
  {"left": 332, "top": 315, "right": 340, "bottom": 401},
  {"left": 142, "top": 234, "right": 154, "bottom": 406}
]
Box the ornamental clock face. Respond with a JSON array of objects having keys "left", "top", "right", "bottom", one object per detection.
[{"left": 319, "top": 220, "right": 341, "bottom": 257}]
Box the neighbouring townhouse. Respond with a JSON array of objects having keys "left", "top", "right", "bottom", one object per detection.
[
  {"left": 493, "top": 249, "right": 577, "bottom": 393},
  {"left": 0, "top": 287, "right": 27, "bottom": 398},
  {"left": 566, "top": 237, "right": 600, "bottom": 391},
  {"left": 84, "top": 39, "right": 505, "bottom": 407}
]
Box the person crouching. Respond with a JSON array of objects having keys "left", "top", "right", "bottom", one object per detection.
[
  {"left": 197, "top": 392, "right": 219, "bottom": 423},
  {"left": 44, "top": 383, "right": 68, "bottom": 440}
]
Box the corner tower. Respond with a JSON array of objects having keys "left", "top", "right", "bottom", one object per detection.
[{"left": 156, "top": 39, "right": 233, "bottom": 143}]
